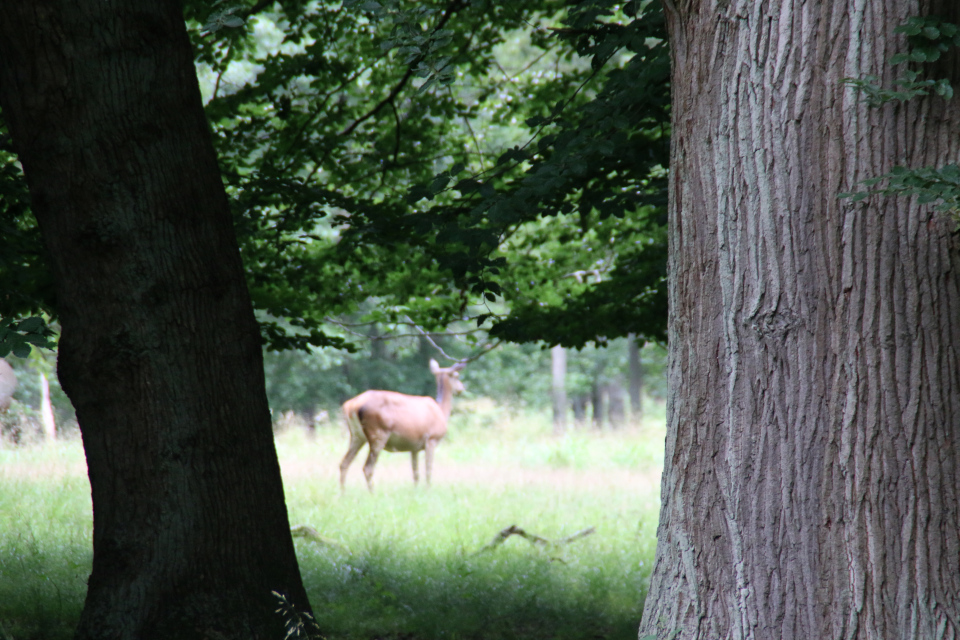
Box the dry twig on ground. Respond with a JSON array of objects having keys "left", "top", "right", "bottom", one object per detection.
[
  {"left": 291, "top": 525, "right": 352, "bottom": 554},
  {"left": 473, "top": 524, "right": 596, "bottom": 561}
]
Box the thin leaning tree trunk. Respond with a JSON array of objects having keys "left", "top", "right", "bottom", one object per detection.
[
  {"left": 0, "top": 2, "right": 312, "bottom": 638},
  {"left": 642, "top": 1, "right": 960, "bottom": 639}
]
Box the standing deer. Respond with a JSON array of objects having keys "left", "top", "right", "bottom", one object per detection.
[{"left": 339, "top": 359, "right": 465, "bottom": 491}]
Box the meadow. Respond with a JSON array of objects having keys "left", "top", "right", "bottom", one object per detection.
[{"left": 0, "top": 401, "right": 666, "bottom": 640}]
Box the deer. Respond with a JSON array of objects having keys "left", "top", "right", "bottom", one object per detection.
[{"left": 339, "top": 359, "right": 465, "bottom": 491}]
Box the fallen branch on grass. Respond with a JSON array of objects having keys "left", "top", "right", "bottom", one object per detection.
[
  {"left": 472, "top": 525, "right": 596, "bottom": 560},
  {"left": 290, "top": 525, "right": 352, "bottom": 554}
]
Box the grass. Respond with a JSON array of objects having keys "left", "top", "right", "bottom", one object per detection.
[{"left": 0, "top": 401, "right": 666, "bottom": 640}]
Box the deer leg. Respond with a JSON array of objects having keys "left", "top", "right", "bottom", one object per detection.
[
  {"left": 410, "top": 450, "right": 420, "bottom": 485},
  {"left": 362, "top": 436, "right": 388, "bottom": 492},
  {"left": 424, "top": 439, "right": 438, "bottom": 486},
  {"left": 339, "top": 435, "right": 366, "bottom": 490}
]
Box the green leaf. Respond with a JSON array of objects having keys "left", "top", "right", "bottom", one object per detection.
[
  {"left": 429, "top": 175, "right": 450, "bottom": 194},
  {"left": 12, "top": 343, "right": 31, "bottom": 358},
  {"left": 17, "top": 316, "right": 44, "bottom": 333},
  {"left": 416, "top": 77, "right": 436, "bottom": 94}
]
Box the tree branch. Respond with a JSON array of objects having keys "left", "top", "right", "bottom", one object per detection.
[{"left": 338, "top": 0, "right": 467, "bottom": 137}]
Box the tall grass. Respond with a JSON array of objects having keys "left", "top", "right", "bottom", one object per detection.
[
  {"left": 0, "top": 402, "right": 665, "bottom": 639},
  {"left": 0, "top": 443, "right": 91, "bottom": 640}
]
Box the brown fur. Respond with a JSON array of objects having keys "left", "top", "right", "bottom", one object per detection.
[{"left": 339, "top": 359, "right": 465, "bottom": 490}]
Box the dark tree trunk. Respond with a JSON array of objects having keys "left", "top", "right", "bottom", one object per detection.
[
  {"left": 628, "top": 334, "right": 643, "bottom": 422},
  {"left": 551, "top": 345, "right": 567, "bottom": 435},
  {"left": 572, "top": 393, "right": 588, "bottom": 426},
  {"left": 591, "top": 381, "right": 604, "bottom": 430},
  {"left": 606, "top": 382, "right": 626, "bottom": 429},
  {"left": 0, "top": 3, "right": 312, "bottom": 639},
  {"left": 642, "top": 1, "right": 960, "bottom": 639}
]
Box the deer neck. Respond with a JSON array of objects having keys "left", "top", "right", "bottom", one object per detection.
[{"left": 435, "top": 375, "right": 454, "bottom": 420}]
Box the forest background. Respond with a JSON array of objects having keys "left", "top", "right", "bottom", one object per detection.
[{"left": 1, "top": 0, "right": 672, "bottom": 428}]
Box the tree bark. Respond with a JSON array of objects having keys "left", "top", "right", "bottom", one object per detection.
[
  {"left": 551, "top": 345, "right": 567, "bottom": 434},
  {"left": 606, "top": 382, "right": 626, "bottom": 429},
  {"left": 40, "top": 370, "right": 56, "bottom": 442},
  {"left": 628, "top": 334, "right": 643, "bottom": 422},
  {"left": 572, "top": 393, "right": 588, "bottom": 426},
  {"left": 0, "top": 3, "right": 312, "bottom": 639},
  {"left": 591, "top": 380, "right": 605, "bottom": 430},
  {"left": 641, "top": 2, "right": 960, "bottom": 639}
]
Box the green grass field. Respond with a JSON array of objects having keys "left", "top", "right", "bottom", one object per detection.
[{"left": 0, "top": 402, "right": 665, "bottom": 640}]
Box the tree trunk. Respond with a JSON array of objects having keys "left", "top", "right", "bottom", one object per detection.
[
  {"left": 641, "top": 2, "right": 960, "bottom": 639},
  {"left": 606, "top": 382, "right": 626, "bottom": 430},
  {"left": 591, "top": 380, "right": 605, "bottom": 430},
  {"left": 572, "top": 393, "right": 588, "bottom": 426},
  {"left": 628, "top": 334, "right": 643, "bottom": 422},
  {"left": 370, "top": 322, "right": 388, "bottom": 361},
  {"left": 0, "top": 3, "right": 312, "bottom": 639},
  {"left": 551, "top": 345, "right": 567, "bottom": 435},
  {"left": 40, "top": 371, "right": 56, "bottom": 442}
]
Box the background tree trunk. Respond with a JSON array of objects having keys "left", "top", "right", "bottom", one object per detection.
[
  {"left": 642, "top": 1, "right": 960, "bottom": 639},
  {"left": 0, "top": 2, "right": 312, "bottom": 639},
  {"left": 572, "top": 393, "right": 588, "bottom": 426},
  {"left": 551, "top": 345, "right": 567, "bottom": 435},
  {"left": 628, "top": 334, "right": 643, "bottom": 422},
  {"left": 606, "top": 382, "right": 626, "bottom": 430},
  {"left": 40, "top": 371, "right": 56, "bottom": 442},
  {"left": 591, "top": 380, "right": 605, "bottom": 430}
]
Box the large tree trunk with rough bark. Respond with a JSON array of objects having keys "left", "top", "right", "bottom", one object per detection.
[
  {"left": 0, "top": 2, "right": 312, "bottom": 639},
  {"left": 641, "top": 1, "right": 960, "bottom": 639}
]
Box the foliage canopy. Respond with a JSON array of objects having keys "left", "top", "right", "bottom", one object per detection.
[{"left": 0, "top": 0, "right": 671, "bottom": 354}]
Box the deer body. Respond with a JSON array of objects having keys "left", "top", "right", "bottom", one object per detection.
[{"left": 339, "top": 359, "right": 464, "bottom": 490}]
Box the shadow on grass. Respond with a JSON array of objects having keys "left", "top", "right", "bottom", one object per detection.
[
  {"left": 0, "top": 537, "right": 89, "bottom": 640},
  {"left": 298, "top": 540, "right": 648, "bottom": 640},
  {"left": 0, "top": 533, "right": 649, "bottom": 640}
]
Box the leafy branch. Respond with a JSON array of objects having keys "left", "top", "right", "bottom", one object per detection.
[
  {"left": 0, "top": 316, "right": 57, "bottom": 358},
  {"left": 840, "top": 16, "right": 960, "bottom": 224},
  {"left": 843, "top": 16, "right": 959, "bottom": 105},
  {"left": 840, "top": 164, "right": 960, "bottom": 224}
]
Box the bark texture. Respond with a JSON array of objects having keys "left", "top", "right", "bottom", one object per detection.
[
  {"left": 0, "top": 2, "right": 311, "bottom": 639},
  {"left": 628, "top": 334, "right": 643, "bottom": 421},
  {"left": 641, "top": 1, "right": 960, "bottom": 639}
]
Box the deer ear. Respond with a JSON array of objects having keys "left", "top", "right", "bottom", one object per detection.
[{"left": 429, "top": 359, "right": 440, "bottom": 374}]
